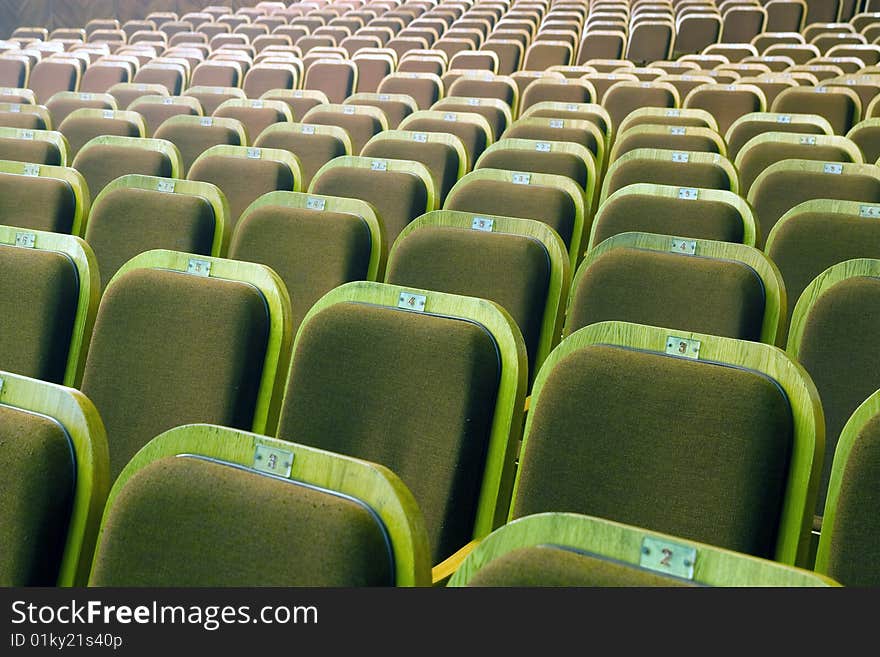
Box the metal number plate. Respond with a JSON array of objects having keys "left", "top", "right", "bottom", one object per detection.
[
  {"left": 566, "top": 103, "right": 579, "bottom": 111},
  {"left": 23, "top": 163, "right": 39, "bottom": 176},
  {"left": 102, "top": 109, "right": 114, "bottom": 118},
  {"left": 669, "top": 126, "right": 686, "bottom": 135},
  {"left": 670, "top": 238, "right": 696, "bottom": 255},
  {"left": 512, "top": 172, "right": 531, "bottom": 185},
  {"left": 306, "top": 196, "right": 326, "bottom": 210},
  {"left": 157, "top": 180, "right": 175, "bottom": 193},
  {"left": 824, "top": 163, "right": 843, "bottom": 174},
  {"left": 246, "top": 147, "right": 261, "bottom": 159},
  {"left": 18, "top": 129, "right": 33, "bottom": 140},
  {"left": 776, "top": 115, "right": 792, "bottom": 123},
  {"left": 397, "top": 291, "right": 426, "bottom": 311},
  {"left": 816, "top": 86, "right": 828, "bottom": 93},
  {"left": 640, "top": 536, "right": 697, "bottom": 580},
  {"left": 412, "top": 132, "right": 428, "bottom": 143},
  {"left": 799, "top": 136, "right": 817, "bottom": 145},
  {"left": 251, "top": 100, "right": 263, "bottom": 108},
  {"left": 162, "top": 97, "right": 174, "bottom": 104},
  {"left": 370, "top": 160, "right": 387, "bottom": 171},
  {"left": 79, "top": 93, "right": 93, "bottom": 100},
  {"left": 467, "top": 97, "right": 480, "bottom": 105},
  {"left": 14, "top": 232, "right": 35, "bottom": 248},
  {"left": 549, "top": 118, "right": 564, "bottom": 128},
  {"left": 186, "top": 258, "right": 212, "bottom": 277},
  {"left": 665, "top": 335, "right": 701, "bottom": 359},
  {"left": 471, "top": 216, "right": 494, "bottom": 231},
  {"left": 535, "top": 141, "right": 551, "bottom": 152},
  {"left": 678, "top": 187, "right": 698, "bottom": 200},
  {"left": 443, "top": 112, "right": 457, "bottom": 121},
  {"left": 253, "top": 445, "right": 293, "bottom": 478},
  {"left": 860, "top": 205, "right": 880, "bottom": 218},
  {"left": 301, "top": 124, "right": 315, "bottom": 134},
  {"left": 671, "top": 151, "right": 689, "bottom": 163},
  {"left": 342, "top": 105, "right": 356, "bottom": 114},
  {"left": 9, "top": 104, "right": 20, "bottom": 113},
  {"left": 378, "top": 94, "right": 390, "bottom": 101},
  {"left": 293, "top": 91, "right": 303, "bottom": 97},
  {"left": 199, "top": 117, "right": 213, "bottom": 126}
]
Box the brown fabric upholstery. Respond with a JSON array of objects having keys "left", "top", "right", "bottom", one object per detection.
[
  {"left": 73, "top": 144, "right": 173, "bottom": 200},
  {"left": 350, "top": 97, "right": 413, "bottom": 130},
  {"left": 767, "top": 211, "right": 880, "bottom": 333},
  {"left": 304, "top": 63, "right": 357, "bottom": 105},
  {"left": 153, "top": 121, "right": 243, "bottom": 175},
  {"left": 0, "top": 405, "right": 74, "bottom": 586},
  {"left": 525, "top": 107, "right": 609, "bottom": 140},
  {"left": 446, "top": 178, "right": 576, "bottom": 249},
  {"left": 738, "top": 141, "right": 856, "bottom": 195},
  {"left": 59, "top": 116, "right": 142, "bottom": 160},
  {"left": 0, "top": 245, "right": 77, "bottom": 383},
  {"left": 89, "top": 456, "right": 393, "bottom": 586},
  {"left": 727, "top": 119, "right": 830, "bottom": 160},
  {"left": 361, "top": 138, "right": 460, "bottom": 203},
  {"left": 191, "top": 62, "right": 240, "bottom": 88},
  {"left": 228, "top": 204, "right": 372, "bottom": 334},
  {"left": 181, "top": 89, "right": 240, "bottom": 116},
  {"left": 447, "top": 78, "right": 516, "bottom": 107},
  {"left": 28, "top": 61, "right": 79, "bottom": 104},
  {"left": 466, "top": 545, "right": 695, "bottom": 587},
  {"left": 133, "top": 101, "right": 199, "bottom": 138},
  {"left": 187, "top": 154, "right": 295, "bottom": 229},
  {"left": 80, "top": 65, "right": 130, "bottom": 94},
  {"left": 432, "top": 101, "right": 507, "bottom": 141},
  {"left": 591, "top": 191, "right": 745, "bottom": 245},
  {"left": 627, "top": 24, "right": 674, "bottom": 66},
  {"left": 772, "top": 89, "right": 859, "bottom": 135},
  {"left": 513, "top": 344, "right": 794, "bottom": 559},
  {"left": 262, "top": 93, "right": 323, "bottom": 122},
  {"left": 306, "top": 112, "right": 382, "bottom": 154},
  {"left": 503, "top": 122, "right": 601, "bottom": 161},
  {"left": 520, "top": 81, "right": 593, "bottom": 115},
  {"left": 522, "top": 42, "right": 572, "bottom": 70},
  {"left": 352, "top": 57, "right": 394, "bottom": 94},
  {"left": 478, "top": 148, "right": 588, "bottom": 189},
  {"left": 212, "top": 105, "right": 288, "bottom": 143},
  {"left": 242, "top": 67, "right": 298, "bottom": 100},
  {"left": 80, "top": 267, "right": 270, "bottom": 480},
  {"left": 603, "top": 84, "right": 678, "bottom": 134},
  {"left": 749, "top": 166, "right": 880, "bottom": 247},
  {"left": 826, "top": 412, "right": 880, "bottom": 587},
  {"left": 377, "top": 76, "right": 441, "bottom": 110},
  {"left": 84, "top": 187, "right": 217, "bottom": 290},
  {"left": 847, "top": 122, "right": 880, "bottom": 164},
  {"left": 254, "top": 130, "right": 346, "bottom": 190},
  {"left": 108, "top": 87, "right": 156, "bottom": 111},
  {"left": 403, "top": 116, "right": 490, "bottom": 164},
  {"left": 796, "top": 276, "right": 880, "bottom": 514},
  {"left": 0, "top": 111, "right": 48, "bottom": 131},
  {"left": 566, "top": 248, "right": 766, "bottom": 341},
  {"left": 0, "top": 137, "right": 62, "bottom": 166},
  {"left": 46, "top": 97, "right": 114, "bottom": 132},
  {"left": 132, "top": 66, "right": 184, "bottom": 95},
  {"left": 386, "top": 225, "right": 551, "bottom": 377},
  {"left": 311, "top": 167, "right": 427, "bottom": 250},
  {"left": 604, "top": 156, "right": 735, "bottom": 199},
  {"left": 612, "top": 129, "right": 721, "bottom": 161},
  {"left": 278, "top": 301, "right": 501, "bottom": 563},
  {"left": 0, "top": 172, "right": 77, "bottom": 233},
  {"left": 0, "top": 59, "right": 28, "bottom": 88}
]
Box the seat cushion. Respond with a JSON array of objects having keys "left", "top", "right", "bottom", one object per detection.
[
  {"left": 80, "top": 267, "right": 270, "bottom": 480},
  {"left": 605, "top": 157, "right": 735, "bottom": 198},
  {"left": 0, "top": 137, "right": 63, "bottom": 166},
  {"left": 0, "top": 172, "right": 77, "bottom": 233},
  {"left": 73, "top": 144, "right": 174, "bottom": 199},
  {"left": 361, "top": 139, "right": 460, "bottom": 203},
  {"left": 59, "top": 118, "right": 142, "bottom": 160},
  {"left": 402, "top": 116, "right": 488, "bottom": 166},
  {"left": 278, "top": 301, "right": 501, "bottom": 563},
  {"left": 154, "top": 122, "right": 244, "bottom": 174},
  {"left": 478, "top": 149, "right": 588, "bottom": 189},
  {"left": 88, "top": 456, "right": 393, "bottom": 586},
  {"left": 513, "top": 344, "right": 794, "bottom": 559},
  {"left": 0, "top": 405, "right": 75, "bottom": 586}
]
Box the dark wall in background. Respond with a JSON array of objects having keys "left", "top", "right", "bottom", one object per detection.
[{"left": 1, "top": 1, "right": 263, "bottom": 37}]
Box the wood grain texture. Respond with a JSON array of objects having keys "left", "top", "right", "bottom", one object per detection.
[
  {"left": 0, "top": 369, "right": 110, "bottom": 586},
  {"left": 448, "top": 512, "right": 840, "bottom": 586},
  {"left": 91, "top": 423, "right": 433, "bottom": 586}
]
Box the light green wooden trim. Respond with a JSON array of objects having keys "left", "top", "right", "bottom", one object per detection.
[
  {"left": 747, "top": 158, "right": 880, "bottom": 209},
  {"left": 609, "top": 124, "right": 728, "bottom": 162},
  {"left": 786, "top": 257, "right": 880, "bottom": 363},
  {"left": 0, "top": 126, "right": 70, "bottom": 166},
  {"left": 47, "top": 91, "right": 118, "bottom": 111},
  {"left": 77, "top": 135, "right": 184, "bottom": 182},
  {"left": 503, "top": 115, "right": 606, "bottom": 173},
  {"left": 574, "top": 231, "right": 786, "bottom": 346},
  {"left": 302, "top": 102, "right": 391, "bottom": 133},
  {"left": 399, "top": 109, "right": 495, "bottom": 170},
  {"left": 0, "top": 227, "right": 99, "bottom": 386},
  {"left": 91, "top": 423, "right": 432, "bottom": 586},
  {"left": 617, "top": 106, "right": 720, "bottom": 136},
  {"left": 445, "top": 167, "right": 587, "bottom": 270},
  {"left": 189, "top": 143, "right": 303, "bottom": 193},
  {"left": 475, "top": 136, "right": 598, "bottom": 215},
  {"left": 257, "top": 121, "right": 353, "bottom": 156},
  {"left": 771, "top": 84, "right": 863, "bottom": 125},
  {"left": 157, "top": 114, "right": 248, "bottom": 147},
  {"left": 183, "top": 85, "right": 247, "bottom": 102},
  {"left": 600, "top": 147, "right": 740, "bottom": 206},
  {"left": 108, "top": 249, "right": 293, "bottom": 436},
  {"left": 260, "top": 89, "right": 330, "bottom": 105},
  {"left": 432, "top": 95, "right": 514, "bottom": 140},
  {"left": 448, "top": 512, "right": 840, "bottom": 587},
  {"left": 0, "top": 102, "right": 53, "bottom": 130},
  {"left": 865, "top": 93, "right": 880, "bottom": 119},
  {"left": 283, "top": 280, "right": 528, "bottom": 546},
  {"left": 240, "top": 190, "right": 385, "bottom": 281},
  {"left": 92, "top": 174, "right": 231, "bottom": 257},
  {"left": 512, "top": 319, "right": 825, "bottom": 567},
  {"left": 345, "top": 91, "right": 420, "bottom": 116},
  {"left": 128, "top": 94, "right": 204, "bottom": 115},
  {"left": 0, "top": 88, "right": 36, "bottom": 104},
  {"left": 847, "top": 117, "right": 880, "bottom": 148},
  {"left": 0, "top": 370, "right": 109, "bottom": 587},
  {"left": 365, "top": 129, "right": 468, "bottom": 182},
  {"left": 389, "top": 208, "right": 571, "bottom": 373},
  {"left": 735, "top": 132, "right": 865, "bottom": 176},
  {"left": 309, "top": 154, "right": 437, "bottom": 212},
  {"left": 589, "top": 182, "right": 758, "bottom": 249},
  {"left": 725, "top": 112, "right": 835, "bottom": 145},
  {"left": 683, "top": 82, "right": 768, "bottom": 114},
  {"left": 0, "top": 159, "right": 90, "bottom": 236},
  {"left": 519, "top": 99, "right": 612, "bottom": 146},
  {"left": 214, "top": 98, "right": 294, "bottom": 124},
  {"left": 815, "top": 387, "right": 880, "bottom": 575}
]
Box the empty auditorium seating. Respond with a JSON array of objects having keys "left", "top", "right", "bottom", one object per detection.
[{"left": 153, "top": 114, "right": 246, "bottom": 175}]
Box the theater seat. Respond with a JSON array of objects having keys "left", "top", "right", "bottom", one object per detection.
[{"left": 0, "top": 159, "right": 89, "bottom": 235}]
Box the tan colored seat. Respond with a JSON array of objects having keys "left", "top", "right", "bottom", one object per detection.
[
  {"left": 609, "top": 124, "right": 726, "bottom": 164},
  {"left": 128, "top": 94, "right": 202, "bottom": 138},
  {"left": 45, "top": 90, "right": 117, "bottom": 129},
  {"left": 399, "top": 109, "right": 493, "bottom": 169},
  {"left": 725, "top": 111, "right": 835, "bottom": 159},
  {"left": 344, "top": 92, "right": 418, "bottom": 130},
  {"left": 107, "top": 82, "right": 169, "bottom": 110},
  {"left": 260, "top": 89, "right": 328, "bottom": 122},
  {"left": 0, "top": 126, "right": 69, "bottom": 166},
  {"left": 57, "top": 107, "right": 146, "bottom": 160},
  {"left": 212, "top": 98, "right": 292, "bottom": 143},
  {"left": 152, "top": 114, "right": 246, "bottom": 175},
  {"left": 253, "top": 122, "right": 351, "bottom": 191},
  {"left": 302, "top": 103, "right": 388, "bottom": 155},
  {"left": 0, "top": 159, "right": 88, "bottom": 235},
  {"left": 27, "top": 59, "right": 80, "bottom": 105},
  {"left": 682, "top": 83, "right": 767, "bottom": 135},
  {"left": 601, "top": 80, "right": 680, "bottom": 134}
]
